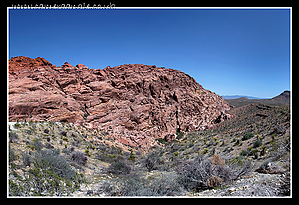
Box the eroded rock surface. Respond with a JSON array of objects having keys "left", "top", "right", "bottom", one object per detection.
[{"left": 9, "top": 56, "right": 231, "bottom": 148}]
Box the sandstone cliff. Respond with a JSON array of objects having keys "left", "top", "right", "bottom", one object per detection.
[{"left": 9, "top": 56, "right": 231, "bottom": 148}]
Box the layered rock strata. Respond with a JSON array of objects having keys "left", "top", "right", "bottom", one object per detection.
[{"left": 9, "top": 56, "right": 231, "bottom": 148}]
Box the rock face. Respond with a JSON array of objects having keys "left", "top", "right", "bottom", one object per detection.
[
  {"left": 9, "top": 56, "right": 231, "bottom": 148},
  {"left": 9, "top": 56, "right": 53, "bottom": 74}
]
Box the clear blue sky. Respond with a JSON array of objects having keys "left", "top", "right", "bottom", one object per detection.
[{"left": 9, "top": 8, "right": 291, "bottom": 98}]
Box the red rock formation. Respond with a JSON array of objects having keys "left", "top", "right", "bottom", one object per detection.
[
  {"left": 8, "top": 56, "right": 231, "bottom": 148},
  {"left": 9, "top": 56, "right": 53, "bottom": 74}
]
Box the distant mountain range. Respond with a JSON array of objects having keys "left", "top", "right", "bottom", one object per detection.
[
  {"left": 223, "top": 91, "right": 290, "bottom": 107},
  {"left": 222, "top": 95, "right": 267, "bottom": 100}
]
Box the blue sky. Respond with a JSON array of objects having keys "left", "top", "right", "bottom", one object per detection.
[{"left": 9, "top": 8, "right": 290, "bottom": 98}]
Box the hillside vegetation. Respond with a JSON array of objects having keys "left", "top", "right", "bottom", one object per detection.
[{"left": 8, "top": 102, "right": 290, "bottom": 197}]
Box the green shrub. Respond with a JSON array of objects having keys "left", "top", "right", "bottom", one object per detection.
[
  {"left": 21, "top": 152, "right": 32, "bottom": 167},
  {"left": 26, "top": 144, "right": 35, "bottom": 150},
  {"left": 31, "top": 138, "right": 44, "bottom": 151},
  {"left": 242, "top": 133, "right": 254, "bottom": 141},
  {"left": 142, "top": 150, "right": 167, "bottom": 172},
  {"left": 13, "top": 122, "right": 21, "bottom": 129},
  {"left": 157, "top": 138, "right": 167, "bottom": 144},
  {"left": 71, "top": 151, "right": 88, "bottom": 165},
  {"left": 261, "top": 145, "right": 267, "bottom": 156},
  {"left": 84, "top": 149, "right": 90, "bottom": 156},
  {"left": 128, "top": 149, "right": 136, "bottom": 162},
  {"left": 202, "top": 148, "right": 209, "bottom": 154},
  {"left": 108, "top": 157, "right": 131, "bottom": 175},
  {"left": 9, "top": 131, "right": 18, "bottom": 143},
  {"left": 253, "top": 139, "right": 262, "bottom": 148},
  {"left": 101, "top": 172, "right": 182, "bottom": 196},
  {"left": 9, "top": 149, "right": 85, "bottom": 196},
  {"left": 240, "top": 149, "right": 249, "bottom": 156},
  {"left": 24, "top": 159, "right": 84, "bottom": 196},
  {"left": 62, "top": 137, "right": 69, "bottom": 142},
  {"left": 9, "top": 146, "right": 18, "bottom": 162}
]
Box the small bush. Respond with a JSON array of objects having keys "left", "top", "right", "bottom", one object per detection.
[
  {"left": 84, "top": 149, "right": 91, "bottom": 157},
  {"left": 71, "top": 151, "right": 88, "bottom": 165},
  {"left": 35, "top": 149, "right": 75, "bottom": 179},
  {"left": 242, "top": 133, "right": 254, "bottom": 141},
  {"left": 101, "top": 172, "right": 183, "bottom": 196},
  {"left": 142, "top": 150, "right": 166, "bottom": 172},
  {"left": 21, "top": 152, "right": 32, "bottom": 167},
  {"left": 175, "top": 155, "right": 232, "bottom": 190},
  {"left": 253, "top": 139, "right": 262, "bottom": 148},
  {"left": 175, "top": 154, "right": 252, "bottom": 191},
  {"left": 32, "top": 138, "right": 44, "bottom": 151},
  {"left": 13, "top": 122, "right": 21, "bottom": 129},
  {"left": 157, "top": 138, "right": 167, "bottom": 144},
  {"left": 9, "top": 148, "right": 85, "bottom": 196},
  {"left": 9, "top": 146, "right": 18, "bottom": 162},
  {"left": 9, "top": 131, "right": 18, "bottom": 143},
  {"left": 128, "top": 149, "right": 136, "bottom": 162},
  {"left": 240, "top": 149, "right": 249, "bottom": 156},
  {"left": 62, "top": 137, "right": 69, "bottom": 142},
  {"left": 108, "top": 157, "right": 131, "bottom": 175}
]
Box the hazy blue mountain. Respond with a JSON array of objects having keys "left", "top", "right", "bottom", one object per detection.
[{"left": 222, "top": 95, "right": 267, "bottom": 100}]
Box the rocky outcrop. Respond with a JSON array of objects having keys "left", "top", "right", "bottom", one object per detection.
[
  {"left": 9, "top": 56, "right": 231, "bottom": 148},
  {"left": 9, "top": 56, "right": 53, "bottom": 74}
]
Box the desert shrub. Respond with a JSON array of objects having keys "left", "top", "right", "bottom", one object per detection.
[
  {"left": 227, "top": 157, "right": 253, "bottom": 180},
  {"left": 96, "top": 151, "right": 117, "bottom": 163},
  {"left": 9, "top": 146, "right": 18, "bottom": 162},
  {"left": 108, "top": 158, "right": 132, "bottom": 175},
  {"left": 18, "top": 159, "right": 83, "bottom": 196},
  {"left": 9, "top": 149, "right": 85, "bottom": 196},
  {"left": 101, "top": 172, "right": 183, "bottom": 196},
  {"left": 62, "top": 137, "right": 69, "bottom": 142},
  {"left": 84, "top": 149, "right": 91, "bottom": 157},
  {"left": 142, "top": 150, "right": 166, "bottom": 172},
  {"left": 71, "top": 151, "right": 88, "bottom": 165},
  {"left": 128, "top": 149, "right": 136, "bottom": 162},
  {"left": 240, "top": 149, "right": 249, "bottom": 156},
  {"left": 32, "top": 138, "right": 44, "bottom": 151},
  {"left": 175, "top": 154, "right": 252, "bottom": 191},
  {"left": 175, "top": 155, "right": 218, "bottom": 190},
  {"left": 253, "top": 139, "right": 262, "bottom": 148},
  {"left": 242, "top": 133, "right": 254, "bottom": 141},
  {"left": 71, "top": 139, "right": 80, "bottom": 147},
  {"left": 21, "top": 152, "right": 32, "bottom": 167},
  {"left": 34, "top": 149, "right": 76, "bottom": 179},
  {"left": 9, "top": 131, "right": 18, "bottom": 143},
  {"left": 45, "top": 142, "right": 54, "bottom": 149},
  {"left": 69, "top": 146, "right": 75, "bottom": 152},
  {"left": 210, "top": 154, "right": 225, "bottom": 166},
  {"left": 269, "top": 135, "right": 290, "bottom": 162},
  {"left": 13, "top": 122, "right": 21, "bottom": 129},
  {"left": 157, "top": 138, "right": 167, "bottom": 144}
]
